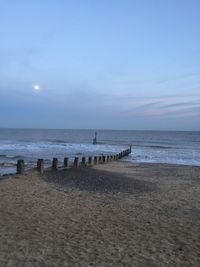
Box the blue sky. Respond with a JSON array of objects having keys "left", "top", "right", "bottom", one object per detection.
[{"left": 0, "top": 0, "right": 199, "bottom": 130}]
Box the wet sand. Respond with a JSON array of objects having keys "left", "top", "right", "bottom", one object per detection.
[{"left": 0, "top": 162, "right": 200, "bottom": 266}]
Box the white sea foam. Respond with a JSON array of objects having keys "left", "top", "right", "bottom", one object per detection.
[
  {"left": 122, "top": 147, "right": 200, "bottom": 166},
  {"left": 0, "top": 129, "right": 200, "bottom": 175}
]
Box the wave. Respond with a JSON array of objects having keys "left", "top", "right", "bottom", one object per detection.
[
  {"left": 0, "top": 154, "right": 22, "bottom": 159},
  {"left": 130, "top": 144, "right": 174, "bottom": 149},
  {"left": 6, "top": 155, "right": 22, "bottom": 159},
  {"left": 145, "top": 145, "right": 173, "bottom": 149},
  {"left": 0, "top": 162, "right": 16, "bottom": 167},
  {"left": 48, "top": 139, "right": 67, "bottom": 144}
]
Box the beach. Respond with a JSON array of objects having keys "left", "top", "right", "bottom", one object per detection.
[{"left": 0, "top": 161, "right": 200, "bottom": 266}]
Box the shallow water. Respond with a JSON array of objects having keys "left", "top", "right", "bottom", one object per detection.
[{"left": 0, "top": 128, "right": 200, "bottom": 175}]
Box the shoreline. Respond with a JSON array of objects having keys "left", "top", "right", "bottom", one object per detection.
[
  {"left": 0, "top": 161, "right": 200, "bottom": 266},
  {"left": 1, "top": 160, "right": 200, "bottom": 178}
]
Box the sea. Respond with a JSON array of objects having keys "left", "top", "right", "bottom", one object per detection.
[{"left": 0, "top": 128, "right": 200, "bottom": 176}]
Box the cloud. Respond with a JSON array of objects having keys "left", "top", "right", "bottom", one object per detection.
[
  {"left": 157, "top": 72, "right": 200, "bottom": 84},
  {"left": 1, "top": 79, "right": 200, "bottom": 129},
  {"left": 36, "top": 90, "right": 200, "bottom": 121},
  {"left": 161, "top": 106, "right": 200, "bottom": 118},
  {"left": 122, "top": 94, "right": 200, "bottom": 118},
  {"left": 160, "top": 101, "right": 200, "bottom": 109}
]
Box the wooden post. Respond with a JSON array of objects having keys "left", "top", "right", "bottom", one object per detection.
[
  {"left": 102, "top": 155, "right": 106, "bottom": 163},
  {"left": 37, "top": 159, "right": 44, "bottom": 174},
  {"left": 52, "top": 158, "right": 58, "bottom": 171},
  {"left": 93, "top": 132, "right": 97, "bottom": 144},
  {"left": 17, "top": 160, "right": 24, "bottom": 174},
  {"left": 107, "top": 155, "right": 110, "bottom": 162},
  {"left": 129, "top": 145, "right": 132, "bottom": 154},
  {"left": 64, "top": 157, "right": 69, "bottom": 167},
  {"left": 94, "top": 156, "right": 98, "bottom": 164},
  {"left": 88, "top": 156, "right": 92, "bottom": 165},
  {"left": 99, "top": 156, "right": 102, "bottom": 163},
  {"left": 81, "top": 157, "right": 86, "bottom": 166},
  {"left": 74, "top": 157, "right": 79, "bottom": 168},
  {"left": 110, "top": 155, "right": 113, "bottom": 161}
]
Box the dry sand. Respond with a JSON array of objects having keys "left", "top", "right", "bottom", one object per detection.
[{"left": 0, "top": 161, "right": 200, "bottom": 267}]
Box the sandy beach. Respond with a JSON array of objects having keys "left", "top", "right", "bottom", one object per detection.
[{"left": 0, "top": 161, "right": 200, "bottom": 266}]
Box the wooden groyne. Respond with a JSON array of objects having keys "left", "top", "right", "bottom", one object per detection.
[{"left": 15, "top": 145, "right": 132, "bottom": 175}]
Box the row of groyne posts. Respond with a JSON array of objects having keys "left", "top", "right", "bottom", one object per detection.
[{"left": 16, "top": 145, "right": 132, "bottom": 175}]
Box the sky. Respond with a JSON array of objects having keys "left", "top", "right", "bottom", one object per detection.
[{"left": 0, "top": 0, "right": 199, "bottom": 131}]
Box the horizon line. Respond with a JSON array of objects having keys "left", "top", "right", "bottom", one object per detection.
[{"left": 0, "top": 127, "right": 199, "bottom": 133}]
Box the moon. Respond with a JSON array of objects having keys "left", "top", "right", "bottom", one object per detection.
[{"left": 33, "top": 84, "right": 40, "bottom": 91}]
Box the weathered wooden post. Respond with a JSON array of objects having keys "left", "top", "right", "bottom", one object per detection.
[
  {"left": 64, "top": 157, "right": 69, "bottom": 167},
  {"left": 99, "top": 156, "right": 102, "bottom": 163},
  {"left": 37, "top": 159, "right": 44, "bottom": 174},
  {"left": 107, "top": 155, "right": 110, "bottom": 162},
  {"left": 74, "top": 157, "right": 79, "bottom": 168},
  {"left": 17, "top": 159, "right": 24, "bottom": 174},
  {"left": 81, "top": 157, "right": 86, "bottom": 167},
  {"left": 52, "top": 158, "right": 58, "bottom": 171},
  {"left": 129, "top": 145, "right": 132, "bottom": 154},
  {"left": 93, "top": 132, "right": 97, "bottom": 144},
  {"left": 88, "top": 156, "right": 92, "bottom": 165},
  {"left": 110, "top": 155, "right": 113, "bottom": 161},
  {"left": 102, "top": 155, "right": 106, "bottom": 163},
  {"left": 94, "top": 156, "right": 98, "bottom": 164}
]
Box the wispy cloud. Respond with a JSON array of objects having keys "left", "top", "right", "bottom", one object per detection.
[
  {"left": 122, "top": 94, "right": 200, "bottom": 118},
  {"left": 160, "top": 101, "right": 199, "bottom": 109},
  {"left": 161, "top": 106, "right": 200, "bottom": 117},
  {"left": 157, "top": 72, "right": 200, "bottom": 84}
]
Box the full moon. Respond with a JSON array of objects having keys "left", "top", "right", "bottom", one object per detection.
[{"left": 33, "top": 84, "right": 40, "bottom": 91}]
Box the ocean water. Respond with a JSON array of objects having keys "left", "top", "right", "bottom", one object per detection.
[{"left": 0, "top": 128, "right": 200, "bottom": 175}]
